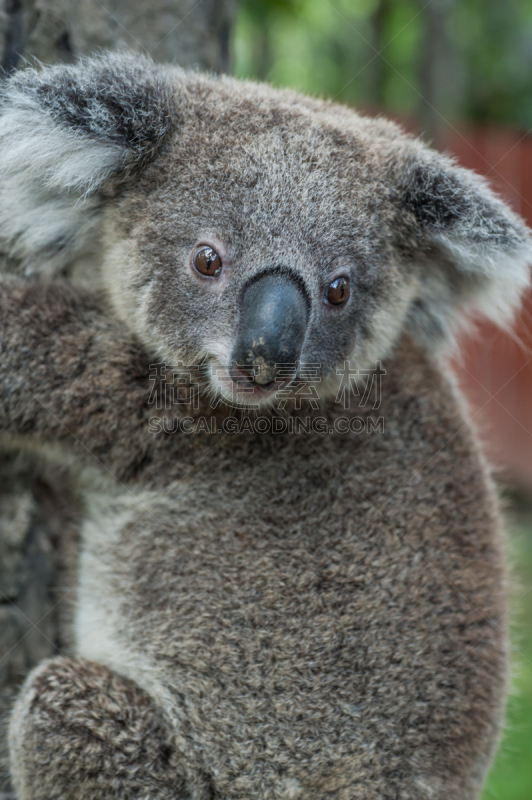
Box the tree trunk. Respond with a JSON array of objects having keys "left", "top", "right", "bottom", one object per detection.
[
  {"left": 418, "top": 0, "right": 457, "bottom": 143},
  {"left": 0, "top": 2, "right": 237, "bottom": 795},
  {"left": 368, "top": 0, "right": 392, "bottom": 110},
  {"left": 0, "top": 0, "right": 235, "bottom": 73}
]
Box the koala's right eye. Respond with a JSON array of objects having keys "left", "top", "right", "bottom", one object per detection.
[{"left": 193, "top": 246, "right": 223, "bottom": 278}]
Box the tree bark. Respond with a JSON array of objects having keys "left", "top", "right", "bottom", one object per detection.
[
  {"left": 0, "top": 0, "right": 235, "bottom": 73},
  {"left": 0, "top": 2, "right": 237, "bottom": 795}
]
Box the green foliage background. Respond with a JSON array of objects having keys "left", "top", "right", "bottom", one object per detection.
[
  {"left": 484, "top": 513, "right": 532, "bottom": 800},
  {"left": 234, "top": 3, "right": 532, "bottom": 798},
  {"left": 234, "top": 0, "right": 532, "bottom": 129}
]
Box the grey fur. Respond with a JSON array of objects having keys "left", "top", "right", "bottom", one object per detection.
[
  {"left": 0, "top": 54, "right": 175, "bottom": 275},
  {"left": 0, "top": 54, "right": 531, "bottom": 799}
]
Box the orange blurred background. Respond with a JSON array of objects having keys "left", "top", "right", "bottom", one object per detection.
[{"left": 442, "top": 128, "right": 532, "bottom": 489}]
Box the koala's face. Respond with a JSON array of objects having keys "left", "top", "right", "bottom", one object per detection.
[
  {"left": 102, "top": 92, "right": 412, "bottom": 407},
  {"left": 1, "top": 55, "right": 530, "bottom": 408}
]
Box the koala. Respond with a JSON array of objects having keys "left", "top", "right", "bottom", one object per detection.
[{"left": 0, "top": 53, "right": 531, "bottom": 800}]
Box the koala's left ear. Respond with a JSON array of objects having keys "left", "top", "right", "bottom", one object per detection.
[
  {"left": 0, "top": 53, "right": 176, "bottom": 274},
  {"left": 390, "top": 140, "right": 532, "bottom": 344}
]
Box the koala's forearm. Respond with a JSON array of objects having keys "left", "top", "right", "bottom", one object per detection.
[{"left": 0, "top": 278, "right": 155, "bottom": 480}]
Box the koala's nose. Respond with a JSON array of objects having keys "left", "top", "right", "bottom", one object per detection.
[{"left": 232, "top": 270, "right": 309, "bottom": 387}]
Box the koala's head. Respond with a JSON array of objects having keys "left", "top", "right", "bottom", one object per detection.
[{"left": 1, "top": 54, "right": 531, "bottom": 408}]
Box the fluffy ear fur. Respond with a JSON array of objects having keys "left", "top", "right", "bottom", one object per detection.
[
  {"left": 0, "top": 54, "right": 176, "bottom": 275},
  {"left": 390, "top": 141, "right": 532, "bottom": 344}
]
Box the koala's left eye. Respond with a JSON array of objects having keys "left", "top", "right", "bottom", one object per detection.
[
  {"left": 193, "top": 246, "right": 222, "bottom": 277},
  {"left": 326, "top": 276, "right": 350, "bottom": 306}
]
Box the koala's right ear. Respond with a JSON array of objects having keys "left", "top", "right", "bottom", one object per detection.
[
  {"left": 0, "top": 54, "right": 176, "bottom": 275},
  {"left": 386, "top": 137, "right": 532, "bottom": 345}
]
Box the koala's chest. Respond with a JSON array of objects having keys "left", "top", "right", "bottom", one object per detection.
[
  {"left": 77, "top": 423, "right": 501, "bottom": 673},
  {"left": 75, "top": 423, "right": 506, "bottom": 797},
  {"left": 80, "top": 422, "right": 498, "bottom": 680}
]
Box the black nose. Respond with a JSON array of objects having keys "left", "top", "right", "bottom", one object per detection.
[{"left": 232, "top": 270, "right": 309, "bottom": 387}]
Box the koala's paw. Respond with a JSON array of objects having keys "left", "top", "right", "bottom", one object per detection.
[{"left": 9, "top": 657, "right": 188, "bottom": 800}]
